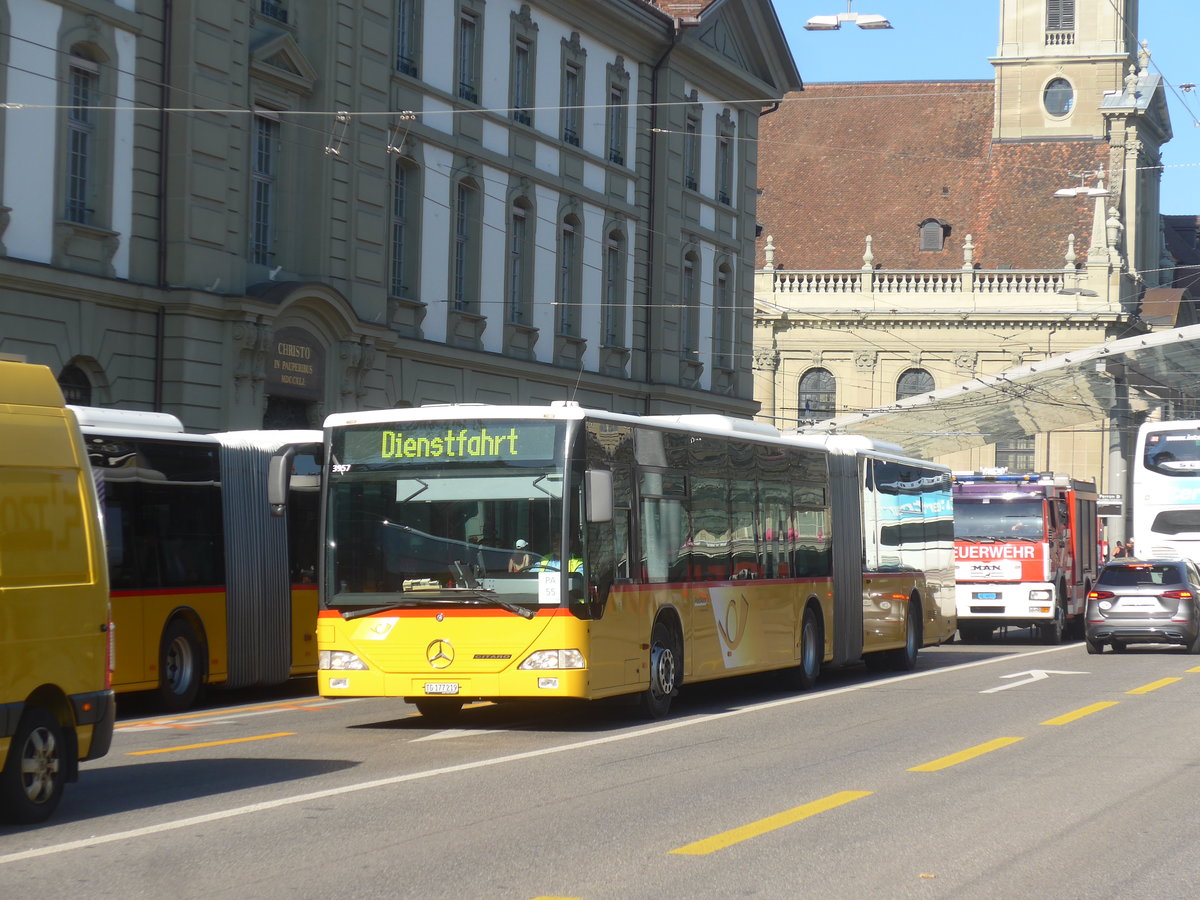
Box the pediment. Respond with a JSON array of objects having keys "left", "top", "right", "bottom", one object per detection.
[{"left": 250, "top": 32, "right": 317, "bottom": 96}]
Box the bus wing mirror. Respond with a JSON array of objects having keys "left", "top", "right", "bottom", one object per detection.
[
  {"left": 267, "top": 448, "right": 296, "bottom": 517},
  {"left": 585, "top": 469, "right": 613, "bottom": 523}
]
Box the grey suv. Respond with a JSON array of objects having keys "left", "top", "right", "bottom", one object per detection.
[{"left": 1085, "top": 559, "right": 1200, "bottom": 654}]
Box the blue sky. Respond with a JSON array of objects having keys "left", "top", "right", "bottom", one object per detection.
[{"left": 773, "top": 1, "right": 1200, "bottom": 215}]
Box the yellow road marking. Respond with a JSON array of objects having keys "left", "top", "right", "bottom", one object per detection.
[
  {"left": 669, "top": 791, "right": 872, "bottom": 856},
  {"left": 1041, "top": 701, "right": 1119, "bottom": 725},
  {"left": 1127, "top": 677, "right": 1181, "bottom": 695},
  {"left": 127, "top": 732, "right": 295, "bottom": 755},
  {"left": 1187, "top": 666, "right": 1200, "bottom": 674},
  {"left": 908, "top": 737, "right": 1023, "bottom": 772}
]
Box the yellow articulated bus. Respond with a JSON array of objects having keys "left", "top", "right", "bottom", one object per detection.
[
  {"left": 290, "top": 402, "right": 956, "bottom": 721},
  {"left": 1, "top": 362, "right": 114, "bottom": 824},
  {"left": 71, "top": 408, "right": 322, "bottom": 710}
]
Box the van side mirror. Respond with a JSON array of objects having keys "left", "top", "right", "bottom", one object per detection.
[{"left": 585, "top": 469, "right": 613, "bottom": 523}]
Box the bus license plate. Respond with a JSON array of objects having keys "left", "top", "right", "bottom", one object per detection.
[{"left": 424, "top": 682, "right": 460, "bottom": 695}]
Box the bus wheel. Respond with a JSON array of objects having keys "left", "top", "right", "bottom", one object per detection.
[
  {"left": 640, "top": 620, "right": 680, "bottom": 719},
  {"left": 0, "top": 706, "right": 66, "bottom": 824},
  {"left": 892, "top": 600, "right": 921, "bottom": 671},
  {"left": 159, "top": 619, "right": 203, "bottom": 711},
  {"left": 781, "top": 607, "right": 822, "bottom": 691},
  {"left": 414, "top": 699, "right": 464, "bottom": 725}
]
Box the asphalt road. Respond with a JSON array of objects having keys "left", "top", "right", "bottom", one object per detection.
[{"left": 3, "top": 633, "right": 1199, "bottom": 899}]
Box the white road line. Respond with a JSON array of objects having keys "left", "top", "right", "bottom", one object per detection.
[{"left": 0, "top": 643, "right": 1080, "bottom": 865}]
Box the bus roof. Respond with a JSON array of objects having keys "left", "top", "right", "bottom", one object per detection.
[{"left": 324, "top": 403, "right": 942, "bottom": 469}]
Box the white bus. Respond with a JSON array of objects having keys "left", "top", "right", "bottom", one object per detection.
[{"left": 1132, "top": 420, "right": 1200, "bottom": 563}]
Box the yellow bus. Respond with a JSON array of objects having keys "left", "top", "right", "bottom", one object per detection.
[
  {"left": 72, "top": 408, "right": 322, "bottom": 710},
  {"left": 300, "top": 403, "right": 956, "bottom": 721},
  {"left": 1, "top": 362, "right": 114, "bottom": 823}
]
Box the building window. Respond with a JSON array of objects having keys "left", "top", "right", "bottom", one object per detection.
[
  {"left": 606, "top": 79, "right": 627, "bottom": 166},
  {"left": 390, "top": 159, "right": 419, "bottom": 298},
  {"left": 918, "top": 219, "right": 948, "bottom": 252},
  {"left": 557, "top": 217, "right": 581, "bottom": 337},
  {"left": 713, "top": 264, "right": 733, "bottom": 370},
  {"left": 452, "top": 179, "right": 479, "bottom": 313},
  {"left": 65, "top": 54, "right": 99, "bottom": 225},
  {"left": 799, "top": 369, "right": 836, "bottom": 422},
  {"left": 995, "top": 437, "right": 1035, "bottom": 473},
  {"left": 562, "top": 63, "right": 581, "bottom": 146},
  {"left": 396, "top": 0, "right": 420, "bottom": 77},
  {"left": 716, "top": 136, "right": 732, "bottom": 206},
  {"left": 683, "top": 113, "right": 700, "bottom": 191},
  {"left": 58, "top": 364, "right": 92, "bottom": 405},
  {"left": 511, "top": 38, "right": 533, "bottom": 126},
  {"left": 507, "top": 199, "right": 533, "bottom": 325},
  {"left": 681, "top": 252, "right": 698, "bottom": 357},
  {"left": 602, "top": 229, "right": 626, "bottom": 347},
  {"left": 457, "top": 9, "right": 480, "bottom": 104},
  {"left": 896, "top": 368, "right": 935, "bottom": 400},
  {"left": 1044, "top": 77, "right": 1075, "bottom": 116},
  {"left": 250, "top": 114, "right": 279, "bottom": 265},
  {"left": 1046, "top": 0, "right": 1075, "bottom": 31},
  {"left": 260, "top": 1, "right": 288, "bottom": 24}
]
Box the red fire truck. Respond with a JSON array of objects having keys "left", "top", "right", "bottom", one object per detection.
[{"left": 953, "top": 472, "right": 1099, "bottom": 643}]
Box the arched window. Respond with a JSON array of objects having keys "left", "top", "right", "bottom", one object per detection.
[
  {"left": 557, "top": 214, "right": 582, "bottom": 336},
  {"left": 58, "top": 364, "right": 92, "bottom": 405},
  {"left": 897, "top": 368, "right": 935, "bottom": 400},
  {"left": 602, "top": 228, "right": 626, "bottom": 347},
  {"left": 799, "top": 368, "right": 835, "bottom": 421}
]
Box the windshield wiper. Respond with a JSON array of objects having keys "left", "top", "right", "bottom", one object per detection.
[{"left": 338, "top": 592, "right": 536, "bottom": 620}]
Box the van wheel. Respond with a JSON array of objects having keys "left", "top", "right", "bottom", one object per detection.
[
  {"left": 0, "top": 706, "right": 66, "bottom": 824},
  {"left": 639, "top": 619, "right": 680, "bottom": 719},
  {"left": 159, "top": 619, "right": 204, "bottom": 711}
]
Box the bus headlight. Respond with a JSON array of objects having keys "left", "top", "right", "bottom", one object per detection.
[
  {"left": 518, "top": 650, "right": 585, "bottom": 670},
  {"left": 319, "top": 650, "right": 369, "bottom": 670}
]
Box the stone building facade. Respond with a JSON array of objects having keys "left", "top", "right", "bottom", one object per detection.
[
  {"left": 0, "top": 0, "right": 799, "bottom": 431},
  {"left": 753, "top": 0, "right": 1194, "bottom": 494}
]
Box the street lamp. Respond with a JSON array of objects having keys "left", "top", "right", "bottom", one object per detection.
[
  {"left": 1054, "top": 169, "right": 1109, "bottom": 198},
  {"left": 804, "top": 1, "right": 892, "bottom": 30}
]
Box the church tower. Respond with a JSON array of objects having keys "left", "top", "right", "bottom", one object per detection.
[
  {"left": 992, "top": 0, "right": 1171, "bottom": 286},
  {"left": 992, "top": 0, "right": 1139, "bottom": 141}
]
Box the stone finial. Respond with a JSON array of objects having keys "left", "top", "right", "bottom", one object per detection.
[
  {"left": 1064, "top": 233, "right": 1077, "bottom": 271},
  {"left": 1139, "top": 40, "right": 1151, "bottom": 75},
  {"left": 1125, "top": 64, "right": 1139, "bottom": 94},
  {"left": 962, "top": 234, "right": 975, "bottom": 270},
  {"left": 862, "top": 235, "right": 874, "bottom": 271},
  {"left": 764, "top": 235, "right": 776, "bottom": 270}
]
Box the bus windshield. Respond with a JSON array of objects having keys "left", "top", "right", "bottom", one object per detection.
[
  {"left": 953, "top": 498, "right": 1045, "bottom": 540},
  {"left": 1142, "top": 429, "right": 1200, "bottom": 476},
  {"left": 326, "top": 420, "right": 567, "bottom": 611}
]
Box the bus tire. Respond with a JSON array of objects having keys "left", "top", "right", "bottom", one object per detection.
[
  {"left": 639, "top": 619, "right": 680, "bottom": 719},
  {"left": 893, "top": 598, "right": 921, "bottom": 671},
  {"left": 159, "top": 618, "right": 204, "bottom": 711},
  {"left": 414, "top": 699, "right": 464, "bottom": 725},
  {"left": 0, "top": 706, "right": 66, "bottom": 824}
]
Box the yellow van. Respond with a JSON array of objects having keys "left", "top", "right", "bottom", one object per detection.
[{"left": 0, "top": 361, "right": 114, "bottom": 824}]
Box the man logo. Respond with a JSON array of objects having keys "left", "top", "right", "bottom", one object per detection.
[{"left": 427, "top": 640, "right": 454, "bottom": 669}]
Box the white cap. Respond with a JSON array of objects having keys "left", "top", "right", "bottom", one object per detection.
[{"left": 516, "top": 539, "right": 528, "bottom": 548}]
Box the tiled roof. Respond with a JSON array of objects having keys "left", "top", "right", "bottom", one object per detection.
[{"left": 756, "top": 81, "right": 1107, "bottom": 271}]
